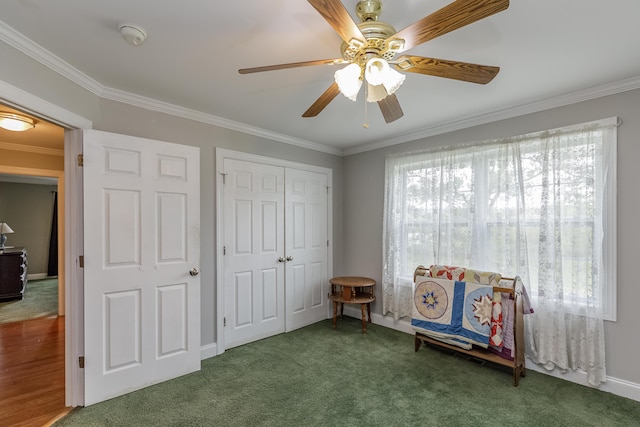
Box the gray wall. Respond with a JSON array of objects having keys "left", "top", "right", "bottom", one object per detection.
[
  {"left": 342, "top": 88, "right": 640, "bottom": 384},
  {"left": 0, "top": 181, "right": 57, "bottom": 276},
  {"left": 0, "top": 41, "right": 344, "bottom": 348},
  {"left": 3, "top": 36, "right": 639, "bottom": 387},
  {"left": 92, "top": 99, "right": 345, "bottom": 346}
]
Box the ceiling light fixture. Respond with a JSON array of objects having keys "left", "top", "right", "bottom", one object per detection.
[
  {"left": 334, "top": 56, "right": 405, "bottom": 103},
  {"left": 332, "top": 1, "right": 405, "bottom": 104},
  {"left": 334, "top": 63, "right": 363, "bottom": 101},
  {"left": 0, "top": 112, "right": 36, "bottom": 132}
]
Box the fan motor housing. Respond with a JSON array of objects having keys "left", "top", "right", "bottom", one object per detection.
[
  {"left": 356, "top": 0, "right": 383, "bottom": 22},
  {"left": 340, "top": 21, "right": 398, "bottom": 63}
]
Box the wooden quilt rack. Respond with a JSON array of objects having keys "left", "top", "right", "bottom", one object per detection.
[{"left": 413, "top": 265, "right": 526, "bottom": 386}]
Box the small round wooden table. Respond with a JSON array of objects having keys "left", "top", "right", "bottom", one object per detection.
[{"left": 329, "top": 276, "right": 375, "bottom": 333}]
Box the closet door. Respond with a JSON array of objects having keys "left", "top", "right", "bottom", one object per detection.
[
  {"left": 222, "top": 159, "right": 286, "bottom": 349},
  {"left": 219, "top": 150, "right": 331, "bottom": 350},
  {"left": 285, "top": 168, "right": 329, "bottom": 331}
]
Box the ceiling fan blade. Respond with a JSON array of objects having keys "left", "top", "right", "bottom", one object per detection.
[
  {"left": 394, "top": 55, "right": 499, "bottom": 84},
  {"left": 378, "top": 94, "right": 403, "bottom": 123},
  {"left": 239, "top": 59, "right": 345, "bottom": 74},
  {"left": 389, "top": 0, "right": 509, "bottom": 52},
  {"left": 302, "top": 82, "right": 340, "bottom": 117},
  {"left": 307, "top": 0, "right": 366, "bottom": 45}
]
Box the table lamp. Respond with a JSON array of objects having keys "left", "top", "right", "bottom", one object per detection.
[{"left": 0, "top": 222, "right": 14, "bottom": 249}]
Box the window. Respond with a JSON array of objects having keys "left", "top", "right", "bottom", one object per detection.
[{"left": 383, "top": 117, "right": 617, "bottom": 321}]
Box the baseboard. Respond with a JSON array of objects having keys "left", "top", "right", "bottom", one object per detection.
[
  {"left": 525, "top": 361, "right": 640, "bottom": 402},
  {"left": 200, "top": 343, "right": 218, "bottom": 360},
  {"left": 27, "top": 273, "right": 49, "bottom": 280},
  {"left": 341, "top": 306, "right": 640, "bottom": 402},
  {"left": 342, "top": 305, "right": 413, "bottom": 333}
]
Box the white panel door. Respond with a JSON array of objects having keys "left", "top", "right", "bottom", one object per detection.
[
  {"left": 83, "top": 130, "right": 200, "bottom": 405},
  {"left": 223, "top": 159, "right": 285, "bottom": 349},
  {"left": 285, "top": 168, "right": 329, "bottom": 331}
]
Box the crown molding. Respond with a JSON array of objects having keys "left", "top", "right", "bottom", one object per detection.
[
  {"left": 343, "top": 75, "right": 640, "bottom": 156},
  {"left": 0, "top": 140, "right": 64, "bottom": 156},
  {"left": 3, "top": 20, "right": 639, "bottom": 158},
  {"left": 0, "top": 21, "right": 103, "bottom": 97},
  {"left": 100, "top": 87, "right": 343, "bottom": 156},
  {"left": 0, "top": 21, "right": 341, "bottom": 156}
]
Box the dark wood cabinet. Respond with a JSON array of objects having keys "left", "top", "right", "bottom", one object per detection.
[{"left": 0, "top": 247, "right": 28, "bottom": 301}]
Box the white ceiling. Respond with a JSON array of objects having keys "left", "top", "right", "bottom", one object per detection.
[{"left": 1, "top": 0, "right": 639, "bottom": 155}]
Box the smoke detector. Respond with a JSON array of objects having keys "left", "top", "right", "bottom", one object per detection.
[{"left": 119, "top": 23, "right": 147, "bottom": 46}]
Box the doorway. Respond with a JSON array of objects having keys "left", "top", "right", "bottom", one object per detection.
[
  {"left": 0, "top": 105, "right": 67, "bottom": 423},
  {"left": 0, "top": 174, "right": 60, "bottom": 321},
  {"left": 0, "top": 82, "right": 92, "bottom": 408}
]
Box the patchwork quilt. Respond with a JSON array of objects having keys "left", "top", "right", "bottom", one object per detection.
[{"left": 411, "top": 277, "right": 494, "bottom": 348}]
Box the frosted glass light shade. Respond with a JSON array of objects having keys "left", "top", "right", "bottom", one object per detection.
[
  {"left": 365, "top": 57, "right": 389, "bottom": 86},
  {"left": 382, "top": 67, "right": 405, "bottom": 96},
  {"left": 367, "top": 84, "right": 388, "bottom": 103},
  {"left": 364, "top": 57, "right": 405, "bottom": 100},
  {"left": 0, "top": 112, "right": 35, "bottom": 132},
  {"left": 334, "top": 63, "right": 363, "bottom": 102}
]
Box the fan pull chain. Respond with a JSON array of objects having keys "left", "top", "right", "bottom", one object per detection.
[{"left": 362, "top": 84, "right": 369, "bottom": 129}]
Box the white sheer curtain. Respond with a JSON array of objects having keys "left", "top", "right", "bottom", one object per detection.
[{"left": 383, "top": 118, "right": 617, "bottom": 386}]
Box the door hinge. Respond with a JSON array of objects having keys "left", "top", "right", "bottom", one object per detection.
[
  {"left": 78, "top": 255, "right": 84, "bottom": 268},
  {"left": 77, "top": 153, "right": 84, "bottom": 167},
  {"left": 223, "top": 246, "right": 226, "bottom": 255},
  {"left": 327, "top": 240, "right": 329, "bottom": 247},
  {"left": 220, "top": 172, "right": 227, "bottom": 184},
  {"left": 224, "top": 317, "right": 226, "bottom": 327},
  {"left": 78, "top": 356, "right": 85, "bottom": 369}
]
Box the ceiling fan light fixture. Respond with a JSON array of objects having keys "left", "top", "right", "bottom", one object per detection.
[
  {"left": 334, "top": 63, "right": 363, "bottom": 101},
  {"left": 381, "top": 67, "right": 405, "bottom": 95},
  {"left": 366, "top": 83, "right": 387, "bottom": 103},
  {"left": 364, "top": 57, "right": 405, "bottom": 98},
  {"left": 0, "top": 112, "right": 36, "bottom": 132},
  {"left": 364, "top": 57, "right": 389, "bottom": 86}
]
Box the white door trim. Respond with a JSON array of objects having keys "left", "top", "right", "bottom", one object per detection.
[
  {"left": 215, "top": 148, "right": 333, "bottom": 355},
  {"left": 64, "top": 130, "right": 85, "bottom": 407},
  {"left": 0, "top": 78, "right": 93, "bottom": 407},
  {"left": 0, "top": 80, "right": 93, "bottom": 130}
]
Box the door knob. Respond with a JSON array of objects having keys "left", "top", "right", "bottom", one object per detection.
[
  {"left": 189, "top": 268, "right": 199, "bottom": 276},
  {"left": 286, "top": 256, "right": 293, "bottom": 261},
  {"left": 277, "top": 257, "right": 286, "bottom": 263}
]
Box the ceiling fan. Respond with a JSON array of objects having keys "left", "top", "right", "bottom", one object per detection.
[{"left": 239, "top": 0, "right": 509, "bottom": 124}]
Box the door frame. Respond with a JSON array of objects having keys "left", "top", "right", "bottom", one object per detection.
[
  {"left": 1, "top": 79, "right": 93, "bottom": 407},
  {"left": 215, "top": 148, "right": 333, "bottom": 355}
]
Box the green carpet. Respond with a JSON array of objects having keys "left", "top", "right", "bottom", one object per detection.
[
  {"left": 55, "top": 317, "right": 640, "bottom": 427},
  {"left": 0, "top": 278, "right": 58, "bottom": 323}
]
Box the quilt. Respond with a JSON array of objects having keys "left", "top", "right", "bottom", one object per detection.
[{"left": 411, "top": 277, "right": 494, "bottom": 348}]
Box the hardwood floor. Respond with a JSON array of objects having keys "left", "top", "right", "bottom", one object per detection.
[{"left": 0, "top": 316, "right": 66, "bottom": 427}]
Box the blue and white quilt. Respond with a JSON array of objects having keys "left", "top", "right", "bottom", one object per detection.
[{"left": 411, "top": 277, "right": 494, "bottom": 348}]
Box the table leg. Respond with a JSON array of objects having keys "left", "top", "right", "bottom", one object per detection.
[
  {"left": 340, "top": 302, "right": 344, "bottom": 318},
  {"left": 367, "top": 302, "right": 371, "bottom": 322},
  {"left": 361, "top": 303, "right": 367, "bottom": 333},
  {"left": 332, "top": 301, "right": 338, "bottom": 329}
]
